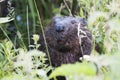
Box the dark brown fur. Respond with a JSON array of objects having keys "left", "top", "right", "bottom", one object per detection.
[{"left": 40, "top": 16, "right": 92, "bottom": 67}]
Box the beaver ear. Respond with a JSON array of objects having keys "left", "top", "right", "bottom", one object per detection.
[{"left": 78, "top": 18, "right": 87, "bottom": 27}]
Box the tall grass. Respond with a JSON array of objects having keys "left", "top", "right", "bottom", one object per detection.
[{"left": 0, "top": 0, "right": 120, "bottom": 80}]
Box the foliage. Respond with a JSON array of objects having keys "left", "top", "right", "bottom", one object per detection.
[
  {"left": 0, "top": 0, "right": 120, "bottom": 80},
  {"left": 87, "top": 0, "right": 120, "bottom": 54},
  {"left": 0, "top": 35, "right": 51, "bottom": 80},
  {"left": 49, "top": 53, "right": 120, "bottom": 80},
  {"left": 49, "top": 62, "right": 96, "bottom": 79}
]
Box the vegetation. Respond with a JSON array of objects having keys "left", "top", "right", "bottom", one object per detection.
[{"left": 0, "top": 0, "right": 120, "bottom": 80}]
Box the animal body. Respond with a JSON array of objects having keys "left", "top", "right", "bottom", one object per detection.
[
  {"left": 39, "top": 16, "right": 92, "bottom": 80},
  {"left": 40, "top": 16, "right": 92, "bottom": 67}
]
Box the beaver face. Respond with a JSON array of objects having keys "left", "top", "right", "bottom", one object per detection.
[{"left": 45, "top": 16, "right": 87, "bottom": 52}]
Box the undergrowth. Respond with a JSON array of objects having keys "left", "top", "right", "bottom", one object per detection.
[{"left": 0, "top": 0, "right": 120, "bottom": 80}]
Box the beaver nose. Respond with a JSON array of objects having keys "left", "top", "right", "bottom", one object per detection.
[{"left": 55, "top": 24, "right": 64, "bottom": 32}]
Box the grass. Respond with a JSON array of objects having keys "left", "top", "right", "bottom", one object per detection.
[{"left": 0, "top": 0, "right": 120, "bottom": 80}]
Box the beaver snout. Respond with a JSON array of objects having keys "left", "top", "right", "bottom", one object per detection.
[{"left": 55, "top": 23, "right": 65, "bottom": 32}]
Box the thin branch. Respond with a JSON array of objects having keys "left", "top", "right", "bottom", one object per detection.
[
  {"left": 77, "top": 23, "right": 92, "bottom": 60},
  {"left": 63, "top": 0, "right": 72, "bottom": 16}
]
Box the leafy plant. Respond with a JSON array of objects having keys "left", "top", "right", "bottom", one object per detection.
[
  {"left": 0, "top": 38, "right": 51, "bottom": 80},
  {"left": 49, "top": 53, "right": 120, "bottom": 80},
  {"left": 0, "top": 0, "right": 120, "bottom": 80}
]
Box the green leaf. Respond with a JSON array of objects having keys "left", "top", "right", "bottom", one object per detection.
[
  {"left": 107, "top": 18, "right": 120, "bottom": 32},
  {"left": 49, "top": 62, "right": 96, "bottom": 79},
  {"left": 1, "top": 74, "right": 39, "bottom": 80},
  {"left": 0, "top": 17, "right": 14, "bottom": 24},
  {"left": 79, "top": 8, "right": 84, "bottom": 17},
  {"left": 88, "top": 11, "right": 108, "bottom": 28},
  {"left": 0, "top": 52, "right": 4, "bottom": 61}
]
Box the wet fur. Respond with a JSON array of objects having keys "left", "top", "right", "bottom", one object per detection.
[{"left": 39, "top": 16, "right": 92, "bottom": 67}]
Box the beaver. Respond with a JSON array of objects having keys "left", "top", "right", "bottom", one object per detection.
[{"left": 40, "top": 16, "right": 92, "bottom": 67}]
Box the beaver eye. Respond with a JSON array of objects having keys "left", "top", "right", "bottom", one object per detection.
[
  {"left": 71, "top": 20, "right": 76, "bottom": 24},
  {"left": 53, "top": 20, "right": 56, "bottom": 24},
  {"left": 79, "top": 18, "right": 87, "bottom": 26}
]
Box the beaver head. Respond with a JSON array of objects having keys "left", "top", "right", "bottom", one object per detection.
[{"left": 45, "top": 16, "right": 87, "bottom": 52}]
